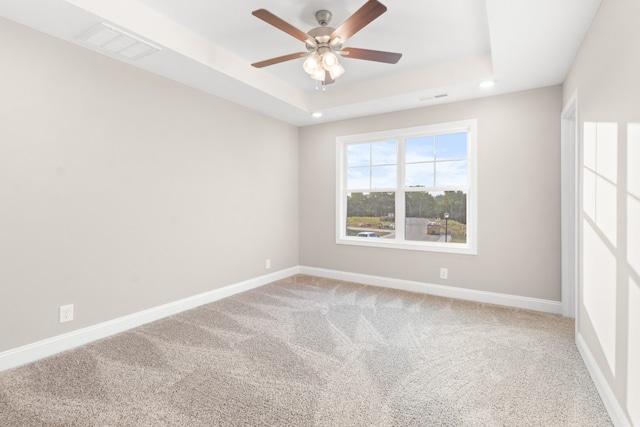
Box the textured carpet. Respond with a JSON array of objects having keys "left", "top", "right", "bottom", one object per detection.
[{"left": 0, "top": 275, "right": 611, "bottom": 426}]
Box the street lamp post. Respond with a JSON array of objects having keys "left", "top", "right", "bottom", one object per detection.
[{"left": 444, "top": 212, "right": 450, "bottom": 243}]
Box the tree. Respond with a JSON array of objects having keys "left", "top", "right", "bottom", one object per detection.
[
  {"left": 347, "top": 192, "right": 366, "bottom": 217},
  {"left": 406, "top": 191, "right": 436, "bottom": 218},
  {"left": 347, "top": 192, "right": 394, "bottom": 218},
  {"left": 437, "top": 191, "right": 466, "bottom": 224}
]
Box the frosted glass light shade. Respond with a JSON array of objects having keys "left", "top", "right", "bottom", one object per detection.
[
  {"left": 322, "top": 51, "right": 338, "bottom": 68},
  {"left": 328, "top": 62, "right": 345, "bottom": 79},
  {"left": 303, "top": 53, "right": 322, "bottom": 75}
]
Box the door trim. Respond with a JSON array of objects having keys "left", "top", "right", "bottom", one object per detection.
[{"left": 561, "top": 90, "right": 579, "bottom": 319}]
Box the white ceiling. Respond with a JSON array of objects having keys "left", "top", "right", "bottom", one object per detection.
[{"left": 0, "top": 0, "right": 602, "bottom": 126}]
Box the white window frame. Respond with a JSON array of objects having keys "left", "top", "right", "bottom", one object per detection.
[{"left": 336, "top": 119, "right": 477, "bottom": 255}]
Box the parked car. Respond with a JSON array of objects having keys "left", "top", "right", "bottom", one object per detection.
[
  {"left": 356, "top": 231, "right": 380, "bottom": 238},
  {"left": 427, "top": 222, "right": 441, "bottom": 235}
]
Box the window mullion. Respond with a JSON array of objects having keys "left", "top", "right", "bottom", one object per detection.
[
  {"left": 396, "top": 137, "right": 405, "bottom": 242},
  {"left": 433, "top": 135, "right": 438, "bottom": 187},
  {"left": 369, "top": 143, "right": 373, "bottom": 189}
]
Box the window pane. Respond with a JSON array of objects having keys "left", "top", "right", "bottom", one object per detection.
[
  {"left": 405, "top": 190, "right": 467, "bottom": 244},
  {"left": 435, "top": 160, "right": 468, "bottom": 186},
  {"left": 371, "top": 140, "right": 397, "bottom": 165},
  {"left": 347, "top": 167, "right": 370, "bottom": 189},
  {"left": 347, "top": 143, "right": 370, "bottom": 167},
  {"left": 406, "top": 136, "right": 434, "bottom": 162},
  {"left": 436, "top": 132, "right": 467, "bottom": 160},
  {"left": 346, "top": 192, "right": 396, "bottom": 238},
  {"left": 405, "top": 162, "right": 434, "bottom": 187},
  {"left": 372, "top": 165, "right": 396, "bottom": 188}
]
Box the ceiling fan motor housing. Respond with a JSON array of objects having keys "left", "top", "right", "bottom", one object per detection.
[{"left": 306, "top": 26, "right": 340, "bottom": 51}]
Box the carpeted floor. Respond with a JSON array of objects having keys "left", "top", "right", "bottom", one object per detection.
[{"left": 0, "top": 275, "right": 611, "bottom": 426}]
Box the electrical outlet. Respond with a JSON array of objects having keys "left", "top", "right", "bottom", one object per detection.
[
  {"left": 59, "top": 304, "right": 74, "bottom": 323},
  {"left": 440, "top": 268, "right": 448, "bottom": 280},
  {"left": 266, "top": 259, "right": 271, "bottom": 269}
]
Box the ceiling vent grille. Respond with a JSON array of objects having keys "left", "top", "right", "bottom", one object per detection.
[
  {"left": 419, "top": 93, "right": 448, "bottom": 101},
  {"left": 77, "top": 23, "right": 160, "bottom": 61}
]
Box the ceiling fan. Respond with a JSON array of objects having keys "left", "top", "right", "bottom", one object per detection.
[{"left": 251, "top": 0, "right": 402, "bottom": 85}]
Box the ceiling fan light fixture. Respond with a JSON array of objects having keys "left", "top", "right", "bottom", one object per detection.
[
  {"left": 303, "top": 53, "right": 322, "bottom": 74},
  {"left": 305, "top": 51, "right": 344, "bottom": 81},
  {"left": 322, "top": 51, "right": 338, "bottom": 68},
  {"left": 310, "top": 68, "right": 326, "bottom": 81},
  {"left": 328, "top": 62, "right": 345, "bottom": 79}
]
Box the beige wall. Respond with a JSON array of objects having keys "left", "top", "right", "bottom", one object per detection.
[
  {"left": 299, "top": 86, "right": 562, "bottom": 301},
  {"left": 0, "top": 18, "right": 299, "bottom": 352},
  {"left": 563, "top": 0, "right": 640, "bottom": 424}
]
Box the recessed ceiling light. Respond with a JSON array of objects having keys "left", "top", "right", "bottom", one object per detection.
[
  {"left": 479, "top": 80, "right": 496, "bottom": 89},
  {"left": 311, "top": 112, "right": 323, "bottom": 118}
]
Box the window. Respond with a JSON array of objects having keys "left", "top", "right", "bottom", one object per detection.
[{"left": 336, "top": 119, "right": 477, "bottom": 254}]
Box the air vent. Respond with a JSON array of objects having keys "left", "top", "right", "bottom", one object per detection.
[
  {"left": 419, "top": 93, "right": 449, "bottom": 101},
  {"left": 77, "top": 23, "right": 160, "bottom": 61}
]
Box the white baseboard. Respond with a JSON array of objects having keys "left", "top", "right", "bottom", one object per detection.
[
  {"left": 2, "top": 266, "right": 624, "bottom": 425},
  {"left": 0, "top": 267, "right": 298, "bottom": 372},
  {"left": 299, "top": 266, "right": 563, "bottom": 314},
  {"left": 0, "top": 265, "right": 563, "bottom": 373},
  {"left": 576, "top": 333, "right": 631, "bottom": 427}
]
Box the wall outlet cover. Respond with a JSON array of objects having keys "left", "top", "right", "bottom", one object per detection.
[{"left": 59, "top": 304, "right": 74, "bottom": 323}]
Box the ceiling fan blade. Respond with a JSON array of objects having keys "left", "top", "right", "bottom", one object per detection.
[
  {"left": 251, "top": 52, "right": 308, "bottom": 68},
  {"left": 330, "top": 0, "right": 387, "bottom": 43},
  {"left": 252, "top": 9, "right": 316, "bottom": 46},
  {"left": 340, "top": 47, "right": 402, "bottom": 64}
]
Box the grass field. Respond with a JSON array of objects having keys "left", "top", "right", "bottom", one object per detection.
[{"left": 347, "top": 216, "right": 394, "bottom": 228}]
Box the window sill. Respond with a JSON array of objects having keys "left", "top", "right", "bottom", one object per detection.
[{"left": 336, "top": 237, "right": 477, "bottom": 255}]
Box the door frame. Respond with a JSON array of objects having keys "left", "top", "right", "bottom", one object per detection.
[{"left": 561, "top": 90, "right": 579, "bottom": 320}]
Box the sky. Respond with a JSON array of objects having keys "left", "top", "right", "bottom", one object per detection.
[{"left": 346, "top": 132, "right": 468, "bottom": 190}]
